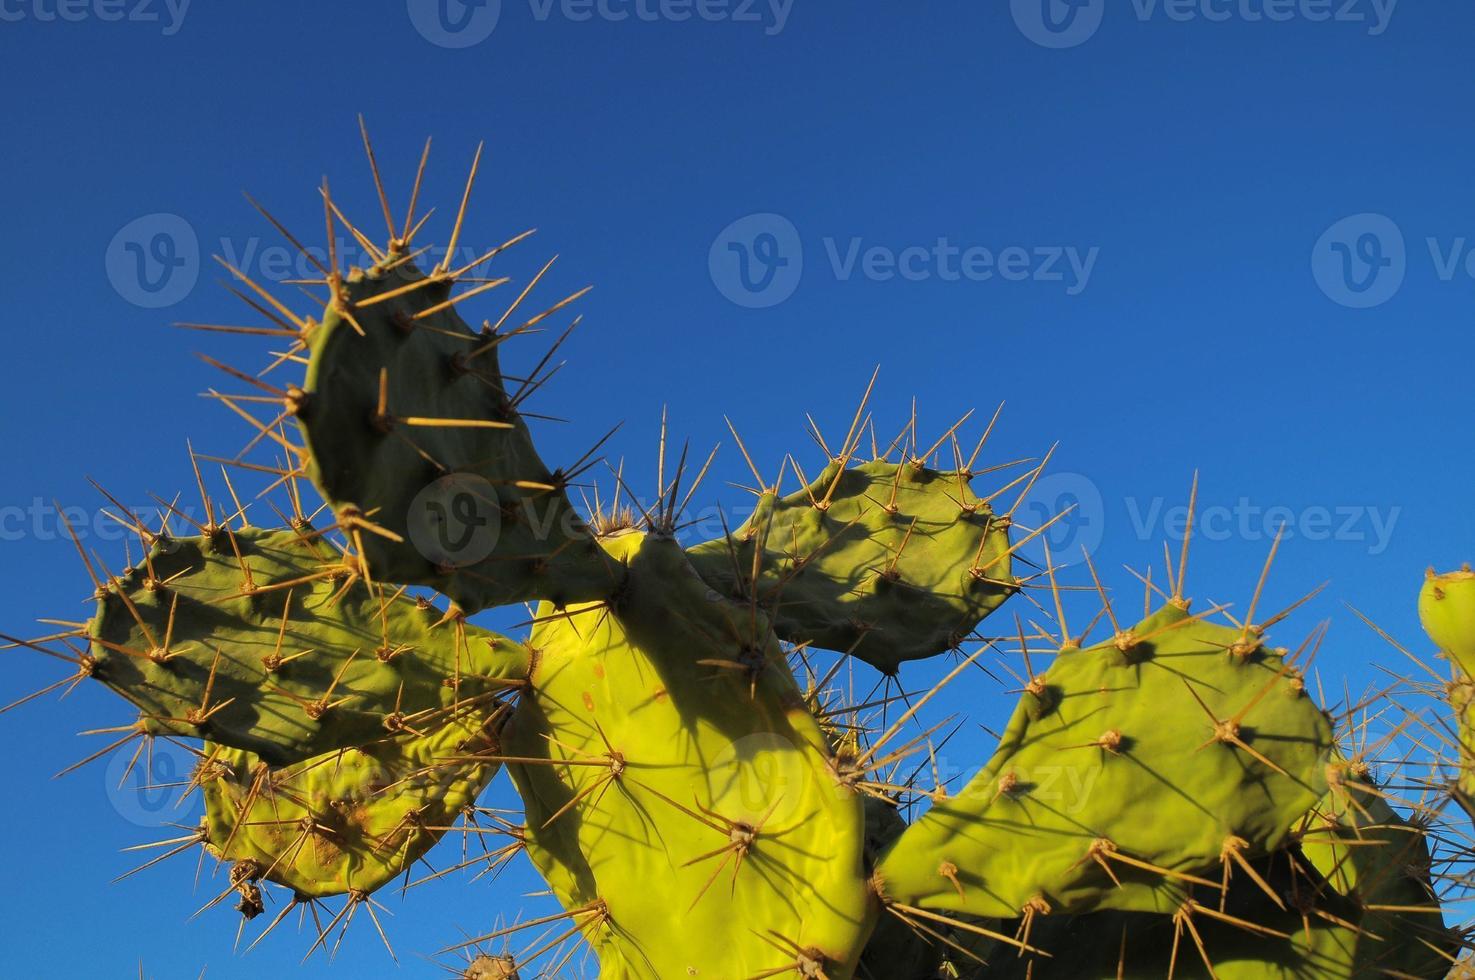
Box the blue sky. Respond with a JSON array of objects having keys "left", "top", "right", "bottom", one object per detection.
[{"left": 1, "top": 0, "right": 1472, "bottom": 975}]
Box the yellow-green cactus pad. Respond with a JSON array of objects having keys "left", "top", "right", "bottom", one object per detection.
[
  {"left": 298, "top": 259, "right": 622, "bottom": 612},
  {"left": 988, "top": 775, "right": 1453, "bottom": 980},
  {"left": 503, "top": 531, "right": 874, "bottom": 980},
  {"left": 977, "top": 860, "right": 1366, "bottom": 980},
  {"left": 858, "top": 797, "right": 946, "bottom": 979},
  {"left": 1419, "top": 566, "right": 1475, "bottom": 676},
  {"left": 202, "top": 701, "right": 505, "bottom": 898},
  {"left": 686, "top": 458, "right": 1014, "bottom": 673},
  {"left": 876, "top": 605, "right": 1333, "bottom": 922},
  {"left": 88, "top": 525, "right": 530, "bottom": 765}
]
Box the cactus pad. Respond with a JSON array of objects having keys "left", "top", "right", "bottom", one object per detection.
[
  {"left": 201, "top": 700, "right": 506, "bottom": 898},
  {"left": 1419, "top": 566, "right": 1475, "bottom": 676},
  {"left": 87, "top": 525, "right": 530, "bottom": 765},
  {"left": 686, "top": 458, "right": 1015, "bottom": 672},
  {"left": 875, "top": 604, "right": 1333, "bottom": 922},
  {"left": 297, "top": 259, "right": 621, "bottom": 612},
  {"left": 988, "top": 777, "right": 1453, "bottom": 979},
  {"left": 502, "top": 531, "right": 874, "bottom": 979},
  {"left": 857, "top": 797, "right": 946, "bottom": 979}
]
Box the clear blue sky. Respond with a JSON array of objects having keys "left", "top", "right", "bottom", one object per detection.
[{"left": 1, "top": 1, "right": 1471, "bottom": 976}]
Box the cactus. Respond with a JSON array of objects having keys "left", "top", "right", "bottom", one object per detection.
[
  {"left": 1416, "top": 566, "right": 1475, "bottom": 976},
  {"left": 500, "top": 530, "right": 873, "bottom": 978},
  {"left": 874, "top": 604, "right": 1333, "bottom": 922},
  {"left": 1420, "top": 566, "right": 1475, "bottom": 826},
  {"left": 1421, "top": 567, "right": 1475, "bottom": 676},
  {"left": 857, "top": 797, "right": 948, "bottom": 977},
  {"left": 298, "top": 255, "right": 622, "bottom": 612},
  {"left": 201, "top": 698, "right": 506, "bottom": 902},
  {"left": 84, "top": 523, "right": 530, "bottom": 765},
  {"left": 909, "top": 760, "right": 1455, "bottom": 979},
  {"left": 4, "top": 126, "right": 1465, "bottom": 977},
  {"left": 686, "top": 453, "right": 1020, "bottom": 674}
]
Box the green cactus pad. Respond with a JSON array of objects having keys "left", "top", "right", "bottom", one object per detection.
[
  {"left": 876, "top": 604, "right": 1333, "bottom": 923},
  {"left": 858, "top": 797, "right": 947, "bottom": 979},
  {"left": 503, "top": 531, "right": 874, "bottom": 980},
  {"left": 686, "top": 458, "right": 1015, "bottom": 672},
  {"left": 1420, "top": 566, "right": 1475, "bottom": 676},
  {"left": 297, "top": 259, "right": 621, "bottom": 612},
  {"left": 87, "top": 525, "right": 530, "bottom": 765},
  {"left": 201, "top": 701, "right": 505, "bottom": 898},
  {"left": 975, "top": 865, "right": 1348, "bottom": 980},
  {"left": 987, "top": 775, "right": 1453, "bottom": 980}
]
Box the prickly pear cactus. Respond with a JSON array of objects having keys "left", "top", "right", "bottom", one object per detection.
[
  {"left": 4, "top": 127, "right": 1463, "bottom": 977},
  {"left": 857, "top": 796, "right": 946, "bottom": 978},
  {"left": 1419, "top": 565, "right": 1475, "bottom": 949},
  {"left": 1296, "top": 766, "right": 1452, "bottom": 977},
  {"left": 875, "top": 604, "right": 1332, "bottom": 921},
  {"left": 202, "top": 699, "right": 506, "bottom": 899},
  {"left": 503, "top": 531, "right": 873, "bottom": 979},
  {"left": 984, "top": 762, "right": 1454, "bottom": 979},
  {"left": 298, "top": 259, "right": 622, "bottom": 612},
  {"left": 86, "top": 524, "right": 530, "bottom": 765},
  {"left": 1421, "top": 566, "right": 1475, "bottom": 676},
  {"left": 687, "top": 457, "right": 1018, "bottom": 673}
]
